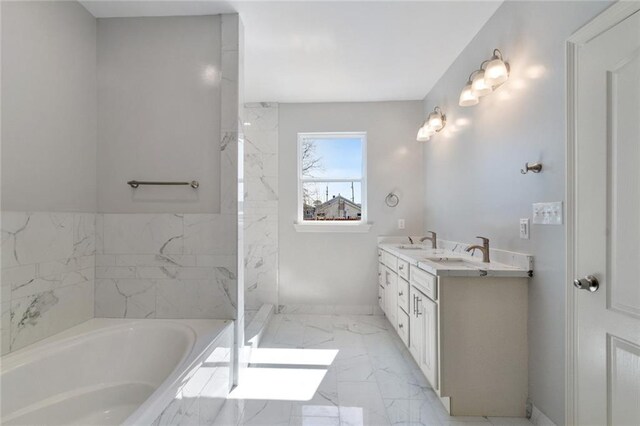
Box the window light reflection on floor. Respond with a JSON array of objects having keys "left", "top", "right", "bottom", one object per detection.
[{"left": 228, "top": 348, "right": 339, "bottom": 401}]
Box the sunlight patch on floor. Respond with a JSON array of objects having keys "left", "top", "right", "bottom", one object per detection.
[
  {"left": 249, "top": 347, "right": 339, "bottom": 366},
  {"left": 229, "top": 367, "right": 327, "bottom": 401}
]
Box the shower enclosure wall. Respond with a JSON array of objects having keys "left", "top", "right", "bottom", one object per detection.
[{"left": 1, "top": 1, "right": 244, "bottom": 381}]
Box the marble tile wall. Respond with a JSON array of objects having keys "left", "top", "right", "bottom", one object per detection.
[
  {"left": 244, "top": 102, "right": 279, "bottom": 314},
  {"left": 153, "top": 324, "right": 233, "bottom": 425},
  {"left": 1, "top": 211, "right": 96, "bottom": 354},
  {"left": 94, "top": 213, "right": 237, "bottom": 320}
]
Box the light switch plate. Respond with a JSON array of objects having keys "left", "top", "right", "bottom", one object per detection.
[
  {"left": 533, "top": 202, "right": 563, "bottom": 225},
  {"left": 520, "top": 218, "right": 530, "bottom": 239},
  {"left": 398, "top": 219, "right": 405, "bottom": 230}
]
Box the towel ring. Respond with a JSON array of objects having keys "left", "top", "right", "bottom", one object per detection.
[{"left": 385, "top": 193, "right": 399, "bottom": 207}]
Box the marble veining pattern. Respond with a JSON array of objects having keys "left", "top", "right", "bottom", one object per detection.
[
  {"left": 95, "top": 213, "right": 237, "bottom": 320},
  {"left": 1, "top": 211, "right": 95, "bottom": 354},
  {"left": 212, "top": 314, "right": 534, "bottom": 426},
  {"left": 244, "top": 103, "right": 279, "bottom": 312}
]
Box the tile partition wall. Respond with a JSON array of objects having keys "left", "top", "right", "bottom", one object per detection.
[
  {"left": 244, "top": 102, "right": 279, "bottom": 317},
  {"left": 94, "top": 214, "right": 236, "bottom": 319},
  {"left": 1, "top": 212, "right": 96, "bottom": 354}
]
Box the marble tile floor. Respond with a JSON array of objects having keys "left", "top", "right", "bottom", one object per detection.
[{"left": 212, "top": 314, "right": 534, "bottom": 426}]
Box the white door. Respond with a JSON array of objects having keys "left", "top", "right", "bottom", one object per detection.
[{"left": 573, "top": 7, "right": 640, "bottom": 425}]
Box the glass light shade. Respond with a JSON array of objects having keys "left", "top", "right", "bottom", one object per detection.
[
  {"left": 459, "top": 83, "right": 479, "bottom": 107},
  {"left": 427, "top": 112, "right": 444, "bottom": 131},
  {"left": 484, "top": 58, "right": 509, "bottom": 86},
  {"left": 416, "top": 125, "right": 432, "bottom": 142},
  {"left": 471, "top": 70, "right": 492, "bottom": 96}
]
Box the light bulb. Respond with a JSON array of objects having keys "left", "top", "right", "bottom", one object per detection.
[
  {"left": 416, "top": 125, "right": 431, "bottom": 142},
  {"left": 471, "top": 70, "right": 492, "bottom": 96},
  {"left": 427, "top": 112, "right": 444, "bottom": 131},
  {"left": 485, "top": 57, "right": 509, "bottom": 86},
  {"left": 459, "top": 83, "right": 479, "bottom": 107}
]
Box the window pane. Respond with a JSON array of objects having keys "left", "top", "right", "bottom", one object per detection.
[
  {"left": 301, "top": 137, "right": 362, "bottom": 179},
  {"left": 302, "top": 182, "right": 362, "bottom": 221}
]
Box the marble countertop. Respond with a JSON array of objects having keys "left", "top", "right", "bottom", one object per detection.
[{"left": 378, "top": 243, "right": 532, "bottom": 278}]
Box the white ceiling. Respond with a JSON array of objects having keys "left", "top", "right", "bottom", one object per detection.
[{"left": 80, "top": 1, "right": 502, "bottom": 103}]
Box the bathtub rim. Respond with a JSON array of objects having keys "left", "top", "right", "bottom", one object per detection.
[{"left": 1, "top": 317, "right": 234, "bottom": 425}]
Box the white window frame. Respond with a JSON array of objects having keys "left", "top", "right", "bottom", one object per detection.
[{"left": 295, "top": 132, "right": 371, "bottom": 233}]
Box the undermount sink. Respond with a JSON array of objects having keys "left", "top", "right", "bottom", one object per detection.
[
  {"left": 396, "top": 245, "right": 426, "bottom": 250},
  {"left": 423, "top": 256, "right": 480, "bottom": 267}
]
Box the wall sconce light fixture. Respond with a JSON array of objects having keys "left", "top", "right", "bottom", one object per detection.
[
  {"left": 459, "top": 49, "right": 509, "bottom": 107},
  {"left": 416, "top": 106, "right": 446, "bottom": 141}
]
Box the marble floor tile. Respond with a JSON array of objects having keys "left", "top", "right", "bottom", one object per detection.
[{"left": 212, "top": 314, "right": 533, "bottom": 426}]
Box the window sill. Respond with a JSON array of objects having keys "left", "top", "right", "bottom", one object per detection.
[{"left": 293, "top": 222, "right": 373, "bottom": 233}]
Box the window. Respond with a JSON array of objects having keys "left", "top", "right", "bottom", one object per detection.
[{"left": 297, "top": 132, "right": 368, "bottom": 231}]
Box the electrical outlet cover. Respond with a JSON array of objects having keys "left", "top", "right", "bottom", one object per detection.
[{"left": 520, "top": 218, "right": 530, "bottom": 239}]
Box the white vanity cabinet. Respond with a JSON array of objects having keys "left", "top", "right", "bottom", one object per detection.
[
  {"left": 378, "top": 245, "right": 529, "bottom": 417},
  {"left": 409, "top": 281, "right": 438, "bottom": 390},
  {"left": 378, "top": 248, "right": 410, "bottom": 334},
  {"left": 383, "top": 266, "right": 398, "bottom": 328}
]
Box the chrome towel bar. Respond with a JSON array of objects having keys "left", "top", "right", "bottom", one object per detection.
[{"left": 127, "top": 180, "right": 199, "bottom": 189}]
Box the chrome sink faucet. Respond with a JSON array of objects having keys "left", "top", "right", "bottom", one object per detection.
[
  {"left": 420, "top": 231, "right": 437, "bottom": 249},
  {"left": 465, "top": 236, "right": 490, "bottom": 263}
]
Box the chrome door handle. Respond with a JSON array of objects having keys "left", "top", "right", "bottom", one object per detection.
[
  {"left": 416, "top": 297, "right": 423, "bottom": 316},
  {"left": 573, "top": 275, "right": 599, "bottom": 292}
]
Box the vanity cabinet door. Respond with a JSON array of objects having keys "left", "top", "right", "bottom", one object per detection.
[
  {"left": 385, "top": 267, "right": 398, "bottom": 328},
  {"left": 378, "top": 285, "right": 385, "bottom": 312},
  {"left": 419, "top": 296, "right": 438, "bottom": 391},
  {"left": 409, "top": 287, "right": 423, "bottom": 363}
]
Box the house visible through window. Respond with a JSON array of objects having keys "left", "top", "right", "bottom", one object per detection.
[{"left": 298, "top": 132, "right": 366, "bottom": 223}]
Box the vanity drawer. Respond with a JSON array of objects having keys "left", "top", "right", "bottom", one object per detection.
[
  {"left": 397, "top": 309, "right": 410, "bottom": 347},
  {"left": 410, "top": 265, "right": 437, "bottom": 301},
  {"left": 383, "top": 251, "right": 398, "bottom": 271},
  {"left": 397, "top": 258, "right": 410, "bottom": 281},
  {"left": 398, "top": 277, "right": 410, "bottom": 314}
]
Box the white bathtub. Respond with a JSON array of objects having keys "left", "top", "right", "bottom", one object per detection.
[{"left": 1, "top": 318, "right": 233, "bottom": 425}]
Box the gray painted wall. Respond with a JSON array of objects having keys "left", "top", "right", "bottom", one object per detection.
[
  {"left": 278, "top": 101, "right": 424, "bottom": 310},
  {"left": 1, "top": 0, "right": 97, "bottom": 212},
  {"left": 421, "top": 1, "right": 609, "bottom": 423},
  {"left": 97, "top": 16, "right": 221, "bottom": 213}
]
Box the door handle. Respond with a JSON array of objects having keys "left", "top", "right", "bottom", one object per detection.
[
  {"left": 416, "top": 297, "right": 423, "bottom": 316},
  {"left": 573, "top": 275, "right": 599, "bottom": 292},
  {"left": 399, "top": 290, "right": 403, "bottom": 296}
]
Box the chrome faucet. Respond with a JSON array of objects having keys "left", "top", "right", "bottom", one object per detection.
[
  {"left": 408, "top": 236, "right": 414, "bottom": 245},
  {"left": 465, "top": 236, "right": 490, "bottom": 263},
  {"left": 419, "top": 231, "right": 437, "bottom": 249}
]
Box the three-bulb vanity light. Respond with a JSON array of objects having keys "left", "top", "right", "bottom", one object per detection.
[
  {"left": 459, "top": 49, "right": 510, "bottom": 107},
  {"left": 416, "top": 106, "right": 446, "bottom": 141}
]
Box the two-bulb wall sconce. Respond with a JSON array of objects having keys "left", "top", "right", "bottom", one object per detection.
[
  {"left": 416, "top": 106, "right": 446, "bottom": 141},
  {"left": 459, "top": 49, "right": 509, "bottom": 107}
]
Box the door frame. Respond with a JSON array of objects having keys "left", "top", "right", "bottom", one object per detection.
[{"left": 565, "top": 2, "right": 640, "bottom": 424}]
